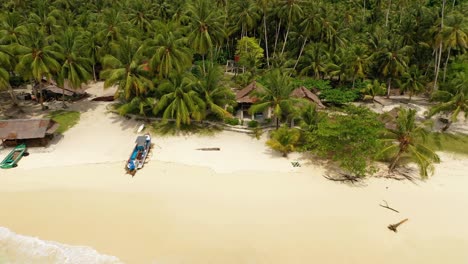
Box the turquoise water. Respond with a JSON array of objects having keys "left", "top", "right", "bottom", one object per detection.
[{"left": 0, "top": 227, "right": 123, "bottom": 264}]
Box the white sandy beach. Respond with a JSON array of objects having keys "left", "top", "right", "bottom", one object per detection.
[{"left": 1, "top": 83, "right": 468, "bottom": 264}]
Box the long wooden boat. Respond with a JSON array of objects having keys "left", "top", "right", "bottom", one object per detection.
[
  {"left": 0, "top": 144, "right": 28, "bottom": 169},
  {"left": 125, "top": 134, "right": 151, "bottom": 175}
]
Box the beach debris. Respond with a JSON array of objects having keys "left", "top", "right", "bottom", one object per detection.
[
  {"left": 196, "top": 148, "right": 221, "bottom": 151},
  {"left": 388, "top": 218, "right": 408, "bottom": 233},
  {"left": 291, "top": 161, "right": 301, "bottom": 167},
  {"left": 323, "top": 173, "right": 359, "bottom": 183},
  {"left": 379, "top": 200, "right": 399, "bottom": 213}
]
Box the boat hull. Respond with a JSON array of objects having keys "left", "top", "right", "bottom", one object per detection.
[{"left": 0, "top": 144, "right": 28, "bottom": 169}]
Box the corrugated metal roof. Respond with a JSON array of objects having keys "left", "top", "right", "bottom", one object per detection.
[{"left": 0, "top": 119, "right": 59, "bottom": 140}]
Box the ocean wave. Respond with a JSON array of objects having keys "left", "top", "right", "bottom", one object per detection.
[{"left": 0, "top": 227, "right": 123, "bottom": 264}]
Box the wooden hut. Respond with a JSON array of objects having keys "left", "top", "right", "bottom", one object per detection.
[{"left": 0, "top": 119, "right": 59, "bottom": 146}]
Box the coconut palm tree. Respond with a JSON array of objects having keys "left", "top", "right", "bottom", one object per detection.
[
  {"left": 153, "top": 72, "right": 206, "bottom": 128},
  {"left": 186, "top": 0, "right": 225, "bottom": 72},
  {"left": 266, "top": 125, "right": 300, "bottom": 157},
  {"left": 400, "top": 65, "right": 426, "bottom": 101},
  {"left": 379, "top": 108, "right": 440, "bottom": 178},
  {"left": 0, "top": 44, "right": 18, "bottom": 105},
  {"left": 440, "top": 12, "right": 468, "bottom": 81},
  {"left": 254, "top": 0, "right": 271, "bottom": 67},
  {"left": 15, "top": 27, "right": 63, "bottom": 109},
  {"left": 56, "top": 29, "right": 92, "bottom": 107},
  {"left": 229, "top": 0, "right": 259, "bottom": 38},
  {"left": 250, "top": 68, "right": 300, "bottom": 129},
  {"left": 427, "top": 71, "right": 468, "bottom": 130},
  {"left": 299, "top": 42, "right": 330, "bottom": 79},
  {"left": 100, "top": 37, "right": 153, "bottom": 100},
  {"left": 373, "top": 39, "right": 412, "bottom": 98},
  {"left": 147, "top": 22, "right": 192, "bottom": 78},
  {"left": 277, "top": 0, "right": 304, "bottom": 56},
  {"left": 194, "top": 64, "right": 235, "bottom": 120}
]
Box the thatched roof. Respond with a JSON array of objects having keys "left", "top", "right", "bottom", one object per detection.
[
  {"left": 291, "top": 86, "right": 325, "bottom": 108},
  {"left": 0, "top": 119, "right": 59, "bottom": 140},
  {"left": 235, "top": 81, "right": 259, "bottom": 104}
]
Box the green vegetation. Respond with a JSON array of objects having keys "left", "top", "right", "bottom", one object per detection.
[
  {"left": 47, "top": 110, "right": 80, "bottom": 133},
  {"left": 266, "top": 126, "right": 300, "bottom": 157},
  {"left": 304, "top": 106, "right": 385, "bottom": 177},
  {"left": 1, "top": 0, "right": 467, "bottom": 180},
  {"left": 378, "top": 108, "right": 440, "bottom": 179},
  {"left": 426, "top": 133, "right": 468, "bottom": 156}
]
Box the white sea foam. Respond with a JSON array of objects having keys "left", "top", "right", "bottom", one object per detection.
[{"left": 0, "top": 227, "right": 123, "bottom": 264}]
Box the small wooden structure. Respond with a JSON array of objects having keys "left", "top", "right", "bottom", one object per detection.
[
  {"left": 234, "top": 82, "right": 325, "bottom": 121},
  {"left": 0, "top": 119, "right": 59, "bottom": 146},
  {"left": 290, "top": 86, "right": 325, "bottom": 108}
]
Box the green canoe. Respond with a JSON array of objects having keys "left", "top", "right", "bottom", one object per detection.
[{"left": 0, "top": 144, "right": 28, "bottom": 169}]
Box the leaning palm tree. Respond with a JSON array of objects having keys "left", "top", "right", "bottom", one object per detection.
[
  {"left": 100, "top": 37, "right": 153, "bottom": 100},
  {"left": 15, "top": 27, "right": 63, "bottom": 110},
  {"left": 154, "top": 72, "right": 206, "bottom": 128},
  {"left": 378, "top": 108, "right": 440, "bottom": 179},
  {"left": 194, "top": 64, "right": 236, "bottom": 120},
  {"left": 427, "top": 72, "right": 468, "bottom": 130},
  {"left": 250, "top": 68, "right": 299, "bottom": 129}
]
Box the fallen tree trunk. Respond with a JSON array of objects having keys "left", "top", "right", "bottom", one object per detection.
[{"left": 196, "top": 148, "right": 221, "bottom": 151}]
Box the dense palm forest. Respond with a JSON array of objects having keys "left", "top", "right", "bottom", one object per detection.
[{"left": 0, "top": 0, "right": 466, "bottom": 178}]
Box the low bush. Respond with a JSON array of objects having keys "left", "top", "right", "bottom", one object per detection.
[
  {"left": 225, "top": 117, "right": 240, "bottom": 126},
  {"left": 248, "top": 120, "right": 258, "bottom": 128}
]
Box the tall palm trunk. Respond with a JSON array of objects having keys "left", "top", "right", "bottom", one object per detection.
[
  {"left": 389, "top": 147, "right": 404, "bottom": 172},
  {"left": 38, "top": 82, "right": 45, "bottom": 110},
  {"left": 93, "top": 64, "right": 97, "bottom": 82},
  {"left": 443, "top": 47, "right": 451, "bottom": 83},
  {"left": 263, "top": 14, "right": 270, "bottom": 68},
  {"left": 433, "top": 0, "right": 447, "bottom": 92},
  {"left": 273, "top": 19, "right": 281, "bottom": 54},
  {"left": 280, "top": 21, "right": 291, "bottom": 56},
  {"left": 386, "top": 77, "right": 392, "bottom": 98},
  {"left": 293, "top": 37, "right": 307, "bottom": 70},
  {"left": 385, "top": 0, "right": 392, "bottom": 27}
]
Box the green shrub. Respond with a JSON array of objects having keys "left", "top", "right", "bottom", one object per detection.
[
  {"left": 319, "top": 87, "right": 361, "bottom": 105},
  {"left": 248, "top": 120, "right": 259, "bottom": 128},
  {"left": 225, "top": 117, "right": 240, "bottom": 126}
]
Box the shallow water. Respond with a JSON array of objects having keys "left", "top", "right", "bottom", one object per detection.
[{"left": 0, "top": 227, "right": 123, "bottom": 264}]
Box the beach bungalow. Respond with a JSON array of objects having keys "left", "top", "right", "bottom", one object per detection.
[
  {"left": 234, "top": 82, "right": 325, "bottom": 122},
  {"left": 0, "top": 119, "right": 59, "bottom": 147},
  {"left": 235, "top": 81, "right": 269, "bottom": 121}
]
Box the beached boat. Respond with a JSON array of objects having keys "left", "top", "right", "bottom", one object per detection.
[
  {"left": 126, "top": 134, "right": 151, "bottom": 175},
  {"left": 0, "top": 144, "right": 28, "bottom": 169}
]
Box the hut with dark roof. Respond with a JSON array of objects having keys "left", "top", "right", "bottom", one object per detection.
[
  {"left": 234, "top": 82, "right": 325, "bottom": 121},
  {"left": 0, "top": 119, "right": 59, "bottom": 146}
]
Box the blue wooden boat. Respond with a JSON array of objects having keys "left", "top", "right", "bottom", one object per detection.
[{"left": 126, "top": 134, "right": 151, "bottom": 175}]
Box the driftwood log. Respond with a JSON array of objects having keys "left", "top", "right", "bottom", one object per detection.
[
  {"left": 196, "top": 148, "right": 221, "bottom": 151},
  {"left": 388, "top": 218, "right": 408, "bottom": 232}
]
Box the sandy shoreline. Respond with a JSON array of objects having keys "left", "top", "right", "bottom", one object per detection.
[
  {"left": 1, "top": 84, "right": 468, "bottom": 263},
  {"left": 1, "top": 159, "right": 468, "bottom": 263}
]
